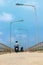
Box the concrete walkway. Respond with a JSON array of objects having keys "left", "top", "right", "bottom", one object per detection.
[{"left": 0, "top": 52, "right": 43, "bottom": 65}]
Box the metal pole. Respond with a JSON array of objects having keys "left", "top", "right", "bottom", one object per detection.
[
  {"left": 10, "top": 22, "right": 12, "bottom": 53},
  {"left": 16, "top": 3, "right": 38, "bottom": 51},
  {"left": 34, "top": 7, "right": 38, "bottom": 51},
  {"left": 10, "top": 20, "right": 24, "bottom": 53}
]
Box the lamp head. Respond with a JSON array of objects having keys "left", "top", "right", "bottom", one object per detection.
[{"left": 16, "top": 3, "right": 24, "bottom": 6}]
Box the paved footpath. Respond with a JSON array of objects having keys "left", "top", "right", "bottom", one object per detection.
[{"left": 0, "top": 52, "right": 43, "bottom": 65}]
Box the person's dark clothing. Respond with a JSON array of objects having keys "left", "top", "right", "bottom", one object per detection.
[{"left": 14, "top": 45, "right": 19, "bottom": 52}]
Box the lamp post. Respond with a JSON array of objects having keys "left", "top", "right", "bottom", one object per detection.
[
  {"left": 10, "top": 19, "right": 24, "bottom": 53},
  {"left": 16, "top": 3, "right": 38, "bottom": 51}
]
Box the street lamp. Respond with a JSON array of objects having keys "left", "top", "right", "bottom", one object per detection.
[
  {"left": 10, "top": 19, "right": 24, "bottom": 53},
  {"left": 16, "top": 3, "right": 38, "bottom": 51},
  {"left": 16, "top": 3, "right": 35, "bottom": 7}
]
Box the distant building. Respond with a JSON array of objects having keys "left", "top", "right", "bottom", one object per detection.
[
  {"left": 0, "top": 43, "right": 13, "bottom": 52},
  {"left": 25, "top": 42, "right": 43, "bottom": 52}
]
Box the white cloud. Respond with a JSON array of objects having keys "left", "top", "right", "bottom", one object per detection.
[{"left": 0, "top": 12, "right": 13, "bottom": 22}]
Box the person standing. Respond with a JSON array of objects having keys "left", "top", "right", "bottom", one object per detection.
[{"left": 14, "top": 41, "right": 19, "bottom": 52}]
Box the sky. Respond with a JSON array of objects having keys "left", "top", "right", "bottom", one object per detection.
[{"left": 0, "top": 0, "right": 43, "bottom": 49}]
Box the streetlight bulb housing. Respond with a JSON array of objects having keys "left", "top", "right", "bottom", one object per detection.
[
  {"left": 16, "top": 20, "right": 24, "bottom": 22},
  {"left": 16, "top": 3, "right": 35, "bottom": 8},
  {"left": 19, "top": 20, "right": 24, "bottom": 22},
  {"left": 16, "top": 3, "right": 24, "bottom": 6}
]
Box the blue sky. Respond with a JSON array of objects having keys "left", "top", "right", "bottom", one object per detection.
[{"left": 0, "top": 0, "right": 43, "bottom": 49}]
